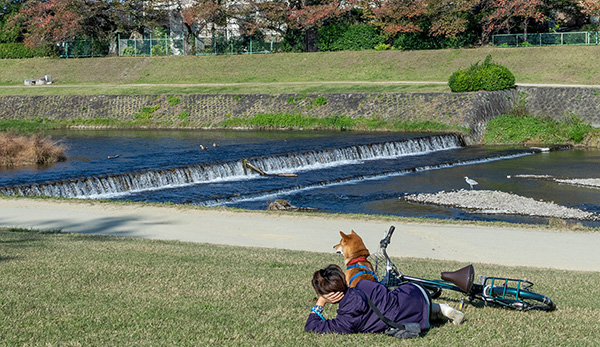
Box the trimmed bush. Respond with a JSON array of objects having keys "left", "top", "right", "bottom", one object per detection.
[
  {"left": 448, "top": 55, "right": 515, "bottom": 92},
  {"left": 318, "top": 23, "right": 382, "bottom": 51},
  {"left": 0, "top": 43, "right": 56, "bottom": 59}
]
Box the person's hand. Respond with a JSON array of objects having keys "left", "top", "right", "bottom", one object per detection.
[{"left": 321, "top": 291, "right": 344, "bottom": 304}]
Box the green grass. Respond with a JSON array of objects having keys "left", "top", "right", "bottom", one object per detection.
[
  {"left": 216, "top": 113, "right": 468, "bottom": 132},
  {"left": 0, "top": 83, "right": 452, "bottom": 96},
  {"left": 0, "top": 114, "right": 469, "bottom": 133},
  {"left": 3, "top": 46, "right": 600, "bottom": 95},
  {"left": 1, "top": 228, "right": 598, "bottom": 345},
  {"left": 483, "top": 114, "right": 598, "bottom": 145}
]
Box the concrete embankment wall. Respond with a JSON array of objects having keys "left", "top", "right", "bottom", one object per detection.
[{"left": 1, "top": 86, "right": 598, "bottom": 140}]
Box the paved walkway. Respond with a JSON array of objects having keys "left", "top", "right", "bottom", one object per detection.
[
  {"left": 1, "top": 198, "right": 598, "bottom": 272},
  {"left": 3, "top": 81, "right": 600, "bottom": 89}
]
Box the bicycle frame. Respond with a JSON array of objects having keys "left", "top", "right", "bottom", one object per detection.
[{"left": 373, "top": 226, "right": 556, "bottom": 311}]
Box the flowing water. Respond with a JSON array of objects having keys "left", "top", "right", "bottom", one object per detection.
[{"left": 2, "top": 129, "right": 599, "bottom": 227}]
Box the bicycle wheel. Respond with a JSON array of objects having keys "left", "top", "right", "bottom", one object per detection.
[
  {"left": 416, "top": 282, "right": 443, "bottom": 299},
  {"left": 487, "top": 286, "right": 556, "bottom": 311}
]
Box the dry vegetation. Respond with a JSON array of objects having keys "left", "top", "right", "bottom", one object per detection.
[{"left": 0, "top": 132, "right": 66, "bottom": 167}]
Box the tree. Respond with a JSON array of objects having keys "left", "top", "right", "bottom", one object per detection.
[
  {"left": 482, "top": 0, "right": 545, "bottom": 42},
  {"left": 578, "top": 0, "right": 600, "bottom": 16},
  {"left": 10, "top": 0, "right": 85, "bottom": 47},
  {"left": 0, "top": 0, "right": 24, "bottom": 42},
  {"left": 287, "top": 0, "right": 347, "bottom": 30},
  {"left": 243, "top": 0, "right": 290, "bottom": 36},
  {"left": 370, "top": 0, "right": 479, "bottom": 40},
  {"left": 8, "top": 0, "right": 168, "bottom": 52},
  {"left": 370, "top": 0, "right": 427, "bottom": 35},
  {"left": 425, "top": 0, "right": 481, "bottom": 38},
  {"left": 181, "top": 0, "right": 230, "bottom": 37}
]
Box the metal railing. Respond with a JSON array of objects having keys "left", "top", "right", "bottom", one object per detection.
[
  {"left": 118, "top": 35, "right": 185, "bottom": 57},
  {"left": 194, "top": 35, "right": 281, "bottom": 55},
  {"left": 493, "top": 31, "right": 600, "bottom": 47},
  {"left": 59, "top": 35, "right": 283, "bottom": 57},
  {"left": 59, "top": 39, "right": 109, "bottom": 58}
]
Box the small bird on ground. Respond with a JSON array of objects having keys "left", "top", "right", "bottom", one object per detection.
[{"left": 464, "top": 176, "right": 478, "bottom": 190}]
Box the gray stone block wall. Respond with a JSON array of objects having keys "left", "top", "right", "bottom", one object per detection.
[
  {"left": 0, "top": 86, "right": 598, "bottom": 140},
  {"left": 517, "top": 86, "right": 600, "bottom": 126}
]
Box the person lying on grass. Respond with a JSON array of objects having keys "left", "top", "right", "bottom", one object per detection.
[{"left": 305, "top": 264, "right": 464, "bottom": 338}]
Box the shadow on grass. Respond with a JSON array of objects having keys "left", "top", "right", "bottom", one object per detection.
[
  {"left": 1, "top": 213, "right": 167, "bottom": 243},
  {"left": 0, "top": 256, "right": 16, "bottom": 262}
]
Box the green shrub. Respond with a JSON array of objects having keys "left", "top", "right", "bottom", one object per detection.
[
  {"left": 0, "top": 43, "right": 56, "bottom": 59},
  {"left": 151, "top": 43, "right": 172, "bottom": 56},
  {"left": 374, "top": 43, "right": 390, "bottom": 51},
  {"left": 310, "top": 96, "right": 328, "bottom": 108},
  {"left": 281, "top": 29, "right": 305, "bottom": 53},
  {"left": 483, "top": 114, "right": 595, "bottom": 145},
  {"left": 121, "top": 46, "right": 141, "bottom": 56},
  {"left": 393, "top": 29, "right": 477, "bottom": 51},
  {"left": 167, "top": 95, "right": 181, "bottom": 106},
  {"left": 134, "top": 105, "right": 160, "bottom": 120},
  {"left": 448, "top": 55, "right": 515, "bottom": 92},
  {"left": 318, "top": 23, "right": 382, "bottom": 51}
]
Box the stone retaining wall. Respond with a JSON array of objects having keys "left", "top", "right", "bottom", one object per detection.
[
  {"left": 517, "top": 86, "right": 600, "bottom": 126},
  {"left": 0, "top": 86, "right": 598, "bottom": 140}
]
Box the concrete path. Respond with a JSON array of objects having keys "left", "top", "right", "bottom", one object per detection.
[
  {"left": 3, "top": 81, "right": 600, "bottom": 89},
  {"left": 1, "top": 198, "right": 598, "bottom": 272}
]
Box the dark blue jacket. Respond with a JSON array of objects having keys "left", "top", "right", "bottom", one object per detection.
[{"left": 305, "top": 280, "right": 430, "bottom": 334}]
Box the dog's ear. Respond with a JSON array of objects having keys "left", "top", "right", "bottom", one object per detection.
[
  {"left": 351, "top": 230, "right": 357, "bottom": 235},
  {"left": 339, "top": 231, "right": 348, "bottom": 239}
]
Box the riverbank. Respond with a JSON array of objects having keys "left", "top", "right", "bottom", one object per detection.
[
  {"left": 4, "top": 46, "right": 600, "bottom": 92},
  {"left": 1, "top": 197, "right": 598, "bottom": 271}
]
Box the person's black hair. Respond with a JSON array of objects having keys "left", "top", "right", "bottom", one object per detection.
[{"left": 311, "top": 264, "right": 348, "bottom": 296}]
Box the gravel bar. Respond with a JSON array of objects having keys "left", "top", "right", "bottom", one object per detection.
[{"left": 404, "top": 189, "right": 599, "bottom": 221}]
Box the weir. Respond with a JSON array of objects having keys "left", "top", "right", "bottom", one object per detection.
[
  {"left": 198, "top": 150, "right": 538, "bottom": 207},
  {"left": 0, "top": 134, "right": 464, "bottom": 199}
]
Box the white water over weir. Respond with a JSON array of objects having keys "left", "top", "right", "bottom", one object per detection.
[{"left": 0, "top": 134, "right": 464, "bottom": 199}]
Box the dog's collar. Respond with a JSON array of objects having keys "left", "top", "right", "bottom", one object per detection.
[{"left": 347, "top": 257, "right": 369, "bottom": 266}]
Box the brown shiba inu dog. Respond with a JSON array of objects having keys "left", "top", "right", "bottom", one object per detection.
[{"left": 334, "top": 230, "right": 378, "bottom": 288}]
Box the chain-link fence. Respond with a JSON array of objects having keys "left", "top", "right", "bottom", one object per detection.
[
  {"left": 194, "top": 35, "right": 282, "bottom": 55},
  {"left": 59, "top": 39, "right": 110, "bottom": 58},
  {"left": 118, "top": 35, "right": 185, "bottom": 56},
  {"left": 492, "top": 32, "right": 600, "bottom": 47}
]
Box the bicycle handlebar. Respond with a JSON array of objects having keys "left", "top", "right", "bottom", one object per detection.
[{"left": 380, "top": 225, "right": 395, "bottom": 249}]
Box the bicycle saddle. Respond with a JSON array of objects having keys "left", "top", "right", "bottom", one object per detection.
[{"left": 441, "top": 264, "right": 475, "bottom": 293}]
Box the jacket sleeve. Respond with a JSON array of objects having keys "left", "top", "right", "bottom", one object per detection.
[{"left": 304, "top": 291, "right": 368, "bottom": 334}]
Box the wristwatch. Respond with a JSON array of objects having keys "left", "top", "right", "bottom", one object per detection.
[{"left": 311, "top": 305, "right": 325, "bottom": 321}]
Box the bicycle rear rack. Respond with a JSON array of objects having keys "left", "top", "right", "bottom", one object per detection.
[{"left": 478, "top": 275, "right": 534, "bottom": 308}]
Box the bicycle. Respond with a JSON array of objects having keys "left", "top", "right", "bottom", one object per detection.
[{"left": 370, "top": 226, "right": 556, "bottom": 312}]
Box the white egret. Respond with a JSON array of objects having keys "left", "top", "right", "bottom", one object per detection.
[{"left": 464, "top": 176, "right": 478, "bottom": 190}]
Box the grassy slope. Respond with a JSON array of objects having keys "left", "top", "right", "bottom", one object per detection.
[
  {"left": 1, "top": 228, "right": 598, "bottom": 346},
  {"left": 1, "top": 45, "right": 600, "bottom": 95}
]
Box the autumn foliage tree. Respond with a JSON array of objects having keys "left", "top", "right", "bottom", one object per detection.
[
  {"left": 4, "top": 0, "right": 600, "bottom": 53},
  {"left": 11, "top": 0, "right": 84, "bottom": 47},
  {"left": 481, "top": 0, "right": 545, "bottom": 42},
  {"left": 578, "top": 0, "right": 600, "bottom": 17}
]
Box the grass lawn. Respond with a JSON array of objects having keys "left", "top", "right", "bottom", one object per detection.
[
  {"left": 1, "top": 228, "right": 598, "bottom": 346},
  {"left": 2, "top": 45, "right": 600, "bottom": 95}
]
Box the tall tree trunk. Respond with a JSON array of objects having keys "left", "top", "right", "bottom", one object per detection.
[{"left": 304, "top": 28, "right": 318, "bottom": 52}]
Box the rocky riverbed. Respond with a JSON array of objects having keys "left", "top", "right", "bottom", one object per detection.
[
  {"left": 511, "top": 174, "right": 600, "bottom": 189},
  {"left": 404, "top": 189, "right": 599, "bottom": 221}
]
